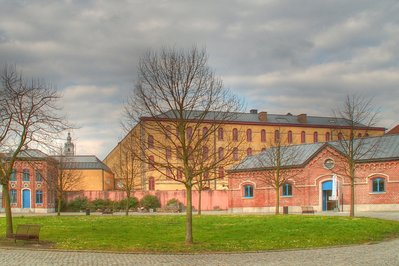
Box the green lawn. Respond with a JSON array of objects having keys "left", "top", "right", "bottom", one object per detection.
[{"left": 1, "top": 215, "right": 399, "bottom": 252}]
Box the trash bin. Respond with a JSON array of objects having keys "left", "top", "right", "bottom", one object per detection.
[
  {"left": 283, "top": 206, "right": 288, "bottom": 215},
  {"left": 86, "top": 208, "right": 90, "bottom": 215}
]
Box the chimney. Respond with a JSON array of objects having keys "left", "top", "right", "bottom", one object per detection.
[
  {"left": 258, "top": 112, "right": 267, "bottom": 122},
  {"left": 297, "top": 114, "right": 307, "bottom": 123},
  {"left": 250, "top": 109, "right": 258, "bottom": 114}
]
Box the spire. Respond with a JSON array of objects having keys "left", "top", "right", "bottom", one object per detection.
[{"left": 64, "top": 132, "right": 75, "bottom": 156}]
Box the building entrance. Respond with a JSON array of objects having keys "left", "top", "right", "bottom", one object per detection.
[{"left": 322, "top": 181, "right": 337, "bottom": 211}]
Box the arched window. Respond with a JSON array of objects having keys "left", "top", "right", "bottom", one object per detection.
[
  {"left": 203, "top": 146, "right": 209, "bottom": 160},
  {"left": 10, "top": 189, "right": 17, "bottom": 204},
  {"left": 23, "top": 169, "right": 30, "bottom": 181},
  {"left": 287, "top": 131, "right": 293, "bottom": 144},
  {"left": 177, "top": 147, "right": 183, "bottom": 159},
  {"left": 166, "top": 147, "right": 172, "bottom": 159},
  {"left": 165, "top": 126, "right": 171, "bottom": 139},
  {"left": 274, "top": 130, "right": 280, "bottom": 143},
  {"left": 148, "top": 135, "right": 154, "bottom": 148},
  {"left": 243, "top": 184, "right": 253, "bottom": 198},
  {"left": 357, "top": 133, "right": 362, "bottom": 138},
  {"left": 247, "top": 147, "right": 252, "bottom": 156},
  {"left": 338, "top": 132, "right": 343, "bottom": 140},
  {"left": 325, "top": 132, "right": 331, "bottom": 142},
  {"left": 261, "top": 129, "right": 266, "bottom": 142},
  {"left": 177, "top": 168, "right": 183, "bottom": 180},
  {"left": 10, "top": 169, "right": 16, "bottom": 181},
  {"left": 365, "top": 133, "right": 369, "bottom": 137},
  {"left": 232, "top": 128, "right": 238, "bottom": 141},
  {"left": 203, "top": 171, "right": 209, "bottom": 180},
  {"left": 372, "top": 178, "right": 385, "bottom": 193},
  {"left": 218, "top": 167, "right": 224, "bottom": 179},
  {"left": 282, "top": 183, "right": 292, "bottom": 196},
  {"left": 246, "top": 129, "right": 252, "bottom": 142},
  {"left": 233, "top": 147, "right": 239, "bottom": 160},
  {"left": 148, "top": 156, "right": 155, "bottom": 170},
  {"left": 301, "top": 131, "right": 306, "bottom": 143},
  {"left": 36, "top": 190, "right": 43, "bottom": 204},
  {"left": 35, "top": 170, "right": 43, "bottom": 182},
  {"left": 166, "top": 168, "right": 172, "bottom": 178},
  {"left": 218, "top": 128, "right": 224, "bottom": 141},
  {"left": 186, "top": 127, "right": 193, "bottom": 140},
  {"left": 202, "top": 127, "right": 208, "bottom": 139},
  {"left": 313, "top": 132, "right": 318, "bottom": 143},
  {"left": 148, "top": 177, "right": 155, "bottom": 191},
  {"left": 218, "top": 147, "right": 224, "bottom": 160}
]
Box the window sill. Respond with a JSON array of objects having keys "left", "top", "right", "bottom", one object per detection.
[
  {"left": 369, "top": 192, "right": 386, "bottom": 195},
  {"left": 243, "top": 197, "right": 254, "bottom": 199},
  {"left": 282, "top": 195, "right": 293, "bottom": 198}
]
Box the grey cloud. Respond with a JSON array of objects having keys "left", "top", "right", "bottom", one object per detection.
[{"left": 1, "top": 0, "right": 398, "bottom": 158}]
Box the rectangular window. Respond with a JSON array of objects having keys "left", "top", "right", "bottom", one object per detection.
[
  {"left": 36, "top": 190, "right": 43, "bottom": 204},
  {"left": 23, "top": 169, "right": 30, "bottom": 181},
  {"left": 282, "top": 184, "right": 292, "bottom": 196},
  {"left": 10, "top": 169, "right": 16, "bottom": 181},
  {"left": 244, "top": 185, "right": 253, "bottom": 198},
  {"left": 10, "top": 189, "right": 17, "bottom": 204},
  {"left": 36, "top": 171, "right": 43, "bottom": 182},
  {"left": 372, "top": 178, "right": 385, "bottom": 193}
]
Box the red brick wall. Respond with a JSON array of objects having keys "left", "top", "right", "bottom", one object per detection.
[{"left": 228, "top": 146, "right": 399, "bottom": 212}]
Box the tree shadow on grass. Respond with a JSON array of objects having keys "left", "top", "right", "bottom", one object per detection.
[{"left": 0, "top": 237, "right": 55, "bottom": 249}]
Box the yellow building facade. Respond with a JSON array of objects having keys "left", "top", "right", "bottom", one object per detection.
[{"left": 104, "top": 110, "right": 385, "bottom": 192}]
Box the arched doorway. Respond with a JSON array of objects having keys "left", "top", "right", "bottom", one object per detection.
[{"left": 22, "top": 189, "right": 31, "bottom": 208}]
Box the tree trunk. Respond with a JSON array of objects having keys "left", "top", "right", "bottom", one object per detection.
[
  {"left": 57, "top": 195, "right": 62, "bottom": 216},
  {"left": 350, "top": 178, "right": 355, "bottom": 217},
  {"left": 349, "top": 165, "right": 355, "bottom": 217},
  {"left": 125, "top": 194, "right": 130, "bottom": 216},
  {"left": 185, "top": 185, "right": 193, "bottom": 244},
  {"left": 2, "top": 184, "right": 13, "bottom": 238},
  {"left": 275, "top": 186, "right": 280, "bottom": 215},
  {"left": 197, "top": 188, "right": 202, "bottom": 215}
]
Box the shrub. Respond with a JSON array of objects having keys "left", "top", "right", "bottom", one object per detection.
[
  {"left": 166, "top": 198, "right": 180, "bottom": 207},
  {"left": 118, "top": 197, "right": 139, "bottom": 211},
  {"left": 66, "top": 197, "right": 89, "bottom": 211},
  {"left": 90, "top": 198, "right": 113, "bottom": 211},
  {"left": 140, "top": 195, "right": 161, "bottom": 210}
]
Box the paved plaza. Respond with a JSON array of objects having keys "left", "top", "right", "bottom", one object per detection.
[{"left": 0, "top": 211, "right": 399, "bottom": 265}]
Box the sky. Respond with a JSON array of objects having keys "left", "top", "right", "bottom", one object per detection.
[{"left": 1, "top": 0, "right": 398, "bottom": 159}]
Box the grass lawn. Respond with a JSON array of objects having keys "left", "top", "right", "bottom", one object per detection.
[{"left": 1, "top": 214, "right": 399, "bottom": 253}]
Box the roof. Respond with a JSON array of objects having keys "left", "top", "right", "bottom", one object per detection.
[
  {"left": 230, "top": 134, "right": 399, "bottom": 172},
  {"left": 52, "top": 155, "right": 113, "bottom": 173},
  {"left": 1, "top": 149, "right": 49, "bottom": 160},
  {"left": 387, "top": 125, "right": 399, "bottom": 135},
  {"left": 143, "top": 109, "right": 384, "bottom": 130}
]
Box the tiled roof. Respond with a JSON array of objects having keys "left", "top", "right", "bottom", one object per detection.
[
  {"left": 387, "top": 125, "right": 399, "bottom": 135},
  {"left": 52, "top": 155, "right": 112, "bottom": 173},
  {"left": 3, "top": 149, "right": 49, "bottom": 160},
  {"left": 230, "top": 134, "right": 399, "bottom": 172},
  {"left": 151, "top": 110, "right": 380, "bottom": 129}
]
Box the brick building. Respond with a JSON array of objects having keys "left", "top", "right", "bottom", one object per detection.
[
  {"left": 228, "top": 134, "right": 399, "bottom": 213},
  {"left": 1, "top": 149, "right": 57, "bottom": 213}
]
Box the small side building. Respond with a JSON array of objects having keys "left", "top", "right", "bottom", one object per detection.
[
  {"left": 228, "top": 134, "right": 399, "bottom": 213},
  {"left": 1, "top": 149, "right": 57, "bottom": 213}
]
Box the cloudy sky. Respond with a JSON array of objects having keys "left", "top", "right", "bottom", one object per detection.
[{"left": 1, "top": 0, "right": 398, "bottom": 159}]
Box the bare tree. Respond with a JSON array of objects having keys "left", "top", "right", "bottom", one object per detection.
[
  {"left": 51, "top": 154, "right": 83, "bottom": 216},
  {"left": 111, "top": 132, "right": 141, "bottom": 216},
  {"left": 124, "top": 46, "right": 243, "bottom": 244},
  {"left": 332, "top": 95, "right": 380, "bottom": 217},
  {"left": 255, "top": 129, "right": 303, "bottom": 214},
  {"left": 0, "top": 65, "right": 70, "bottom": 237}
]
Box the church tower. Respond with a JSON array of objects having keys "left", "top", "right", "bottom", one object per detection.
[{"left": 64, "top": 132, "right": 75, "bottom": 156}]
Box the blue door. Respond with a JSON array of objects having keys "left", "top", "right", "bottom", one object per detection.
[
  {"left": 322, "top": 181, "right": 332, "bottom": 211},
  {"left": 22, "top": 189, "right": 30, "bottom": 208}
]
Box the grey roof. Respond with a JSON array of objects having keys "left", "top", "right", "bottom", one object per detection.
[
  {"left": 230, "top": 134, "right": 399, "bottom": 172},
  {"left": 152, "top": 110, "right": 375, "bottom": 128},
  {"left": 2, "top": 149, "right": 49, "bottom": 160},
  {"left": 53, "top": 155, "right": 112, "bottom": 173}
]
